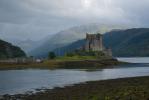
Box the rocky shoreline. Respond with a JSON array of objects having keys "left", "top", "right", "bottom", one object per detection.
[{"left": 2, "top": 76, "right": 149, "bottom": 100}]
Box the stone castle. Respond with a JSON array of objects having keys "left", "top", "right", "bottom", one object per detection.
[
  {"left": 85, "top": 33, "right": 103, "bottom": 51},
  {"left": 83, "top": 33, "right": 112, "bottom": 56}
]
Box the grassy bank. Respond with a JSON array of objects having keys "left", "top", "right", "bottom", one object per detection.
[
  {"left": 3, "top": 76, "right": 149, "bottom": 100},
  {"left": 0, "top": 56, "right": 125, "bottom": 70}
]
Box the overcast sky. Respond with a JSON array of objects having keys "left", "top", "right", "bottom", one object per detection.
[{"left": 0, "top": 0, "right": 149, "bottom": 40}]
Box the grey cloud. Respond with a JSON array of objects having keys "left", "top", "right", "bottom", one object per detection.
[
  {"left": 0, "top": 0, "right": 33, "bottom": 24},
  {"left": 0, "top": 0, "right": 149, "bottom": 41}
]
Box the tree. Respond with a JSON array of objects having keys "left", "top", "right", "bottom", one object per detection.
[{"left": 48, "top": 52, "right": 56, "bottom": 59}]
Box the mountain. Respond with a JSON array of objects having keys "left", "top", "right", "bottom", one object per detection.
[
  {"left": 103, "top": 28, "right": 149, "bottom": 57},
  {"left": 54, "top": 28, "right": 149, "bottom": 57},
  {"left": 54, "top": 39, "right": 86, "bottom": 56},
  {"left": 29, "top": 23, "right": 125, "bottom": 58},
  {"left": 0, "top": 39, "right": 26, "bottom": 59},
  {"left": 2, "top": 38, "right": 47, "bottom": 55},
  {"left": 10, "top": 39, "right": 38, "bottom": 53}
]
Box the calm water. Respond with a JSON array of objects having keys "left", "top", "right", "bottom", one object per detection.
[
  {"left": 0, "top": 57, "right": 149, "bottom": 95},
  {"left": 118, "top": 57, "right": 149, "bottom": 63}
]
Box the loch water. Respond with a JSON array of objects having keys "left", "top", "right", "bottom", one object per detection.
[{"left": 0, "top": 57, "right": 149, "bottom": 95}]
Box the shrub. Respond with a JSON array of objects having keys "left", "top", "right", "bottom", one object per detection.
[{"left": 48, "top": 52, "right": 56, "bottom": 59}]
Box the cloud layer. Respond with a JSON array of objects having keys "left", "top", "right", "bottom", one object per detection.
[{"left": 0, "top": 0, "right": 149, "bottom": 40}]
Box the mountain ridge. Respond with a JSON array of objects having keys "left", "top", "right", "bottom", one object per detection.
[
  {"left": 54, "top": 28, "right": 149, "bottom": 57},
  {"left": 29, "top": 23, "right": 126, "bottom": 57}
]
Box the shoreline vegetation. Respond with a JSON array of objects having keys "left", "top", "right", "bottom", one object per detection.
[
  {"left": 2, "top": 76, "right": 149, "bottom": 100},
  {"left": 0, "top": 56, "right": 126, "bottom": 70}
]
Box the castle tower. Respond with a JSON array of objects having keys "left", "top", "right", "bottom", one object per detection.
[{"left": 85, "top": 33, "right": 103, "bottom": 51}]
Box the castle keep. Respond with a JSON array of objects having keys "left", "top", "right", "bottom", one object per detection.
[
  {"left": 85, "top": 33, "right": 103, "bottom": 51},
  {"left": 84, "top": 33, "right": 112, "bottom": 56}
]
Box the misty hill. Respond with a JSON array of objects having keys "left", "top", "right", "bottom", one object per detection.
[
  {"left": 29, "top": 24, "right": 125, "bottom": 57},
  {"left": 54, "top": 39, "right": 86, "bottom": 56},
  {"left": 54, "top": 28, "right": 149, "bottom": 57},
  {"left": 0, "top": 39, "right": 26, "bottom": 59},
  {"left": 3, "top": 38, "right": 47, "bottom": 54},
  {"left": 11, "top": 39, "right": 38, "bottom": 53}
]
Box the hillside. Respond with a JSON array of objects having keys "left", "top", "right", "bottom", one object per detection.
[
  {"left": 0, "top": 39, "right": 26, "bottom": 59},
  {"left": 103, "top": 28, "right": 149, "bottom": 57},
  {"left": 54, "top": 39, "right": 86, "bottom": 56},
  {"left": 54, "top": 28, "right": 149, "bottom": 57},
  {"left": 29, "top": 24, "right": 125, "bottom": 57}
]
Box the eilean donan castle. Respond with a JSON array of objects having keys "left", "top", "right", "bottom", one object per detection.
[{"left": 84, "top": 33, "right": 112, "bottom": 56}]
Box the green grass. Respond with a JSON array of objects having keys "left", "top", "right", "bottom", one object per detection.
[
  {"left": 0, "top": 56, "right": 124, "bottom": 70},
  {"left": 55, "top": 55, "right": 99, "bottom": 61}
]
